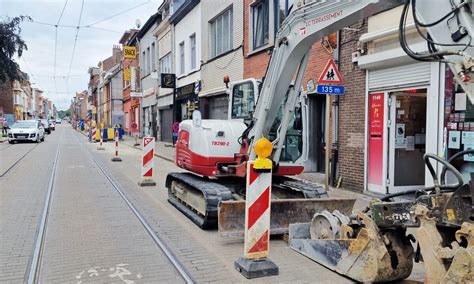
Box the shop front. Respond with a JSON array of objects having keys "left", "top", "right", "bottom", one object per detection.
[
  {"left": 157, "top": 92, "right": 173, "bottom": 143},
  {"left": 175, "top": 82, "right": 199, "bottom": 122},
  {"left": 364, "top": 62, "right": 442, "bottom": 194},
  {"left": 443, "top": 67, "right": 474, "bottom": 184},
  {"left": 199, "top": 92, "right": 229, "bottom": 120}
]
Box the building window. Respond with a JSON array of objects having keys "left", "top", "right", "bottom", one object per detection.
[
  {"left": 147, "top": 47, "right": 151, "bottom": 75},
  {"left": 179, "top": 41, "right": 185, "bottom": 75},
  {"left": 140, "top": 50, "right": 146, "bottom": 78},
  {"left": 190, "top": 34, "right": 196, "bottom": 69},
  {"left": 151, "top": 42, "right": 156, "bottom": 71},
  {"left": 160, "top": 53, "right": 172, "bottom": 74},
  {"left": 252, "top": 0, "right": 269, "bottom": 49},
  {"left": 210, "top": 8, "right": 233, "bottom": 58}
]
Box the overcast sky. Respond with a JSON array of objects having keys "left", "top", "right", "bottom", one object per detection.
[{"left": 1, "top": 0, "right": 162, "bottom": 110}]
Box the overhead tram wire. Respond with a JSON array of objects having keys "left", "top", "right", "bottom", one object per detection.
[
  {"left": 54, "top": 0, "right": 69, "bottom": 95},
  {"left": 83, "top": 0, "right": 152, "bottom": 27},
  {"left": 66, "top": 0, "right": 85, "bottom": 84}
]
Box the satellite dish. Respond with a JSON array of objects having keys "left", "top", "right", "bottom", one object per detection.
[{"left": 135, "top": 19, "right": 141, "bottom": 28}]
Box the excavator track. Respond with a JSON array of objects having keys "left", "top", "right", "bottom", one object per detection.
[
  {"left": 166, "top": 172, "right": 234, "bottom": 229},
  {"left": 166, "top": 172, "right": 354, "bottom": 234}
]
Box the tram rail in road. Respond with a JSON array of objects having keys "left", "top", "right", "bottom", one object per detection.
[
  {"left": 24, "top": 130, "right": 195, "bottom": 284},
  {"left": 0, "top": 143, "right": 40, "bottom": 178}
]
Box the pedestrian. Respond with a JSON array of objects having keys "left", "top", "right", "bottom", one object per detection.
[
  {"left": 2, "top": 120, "right": 8, "bottom": 136},
  {"left": 172, "top": 121, "right": 180, "bottom": 146}
]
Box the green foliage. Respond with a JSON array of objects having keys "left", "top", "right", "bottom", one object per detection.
[
  {"left": 58, "top": 110, "right": 70, "bottom": 119},
  {"left": 0, "top": 16, "right": 31, "bottom": 82}
]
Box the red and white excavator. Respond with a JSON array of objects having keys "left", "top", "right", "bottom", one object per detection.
[{"left": 166, "top": 0, "right": 474, "bottom": 268}]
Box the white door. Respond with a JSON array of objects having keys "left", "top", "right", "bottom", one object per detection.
[{"left": 388, "top": 89, "right": 428, "bottom": 193}]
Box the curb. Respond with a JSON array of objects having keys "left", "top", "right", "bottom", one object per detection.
[{"left": 123, "top": 141, "right": 175, "bottom": 163}]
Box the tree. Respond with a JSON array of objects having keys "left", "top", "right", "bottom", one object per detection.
[{"left": 0, "top": 16, "right": 31, "bottom": 82}]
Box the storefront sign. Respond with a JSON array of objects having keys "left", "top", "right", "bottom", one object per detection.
[
  {"left": 124, "top": 67, "right": 131, "bottom": 81},
  {"left": 368, "top": 93, "right": 384, "bottom": 186},
  {"left": 176, "top": 83, "right": 196, "bottom": 100},
  {"left": 143, "top": 88, "right": 155, "bottom": 97},
  {"left": 124, "top": 46, "right": 137, "bottom": 59}
]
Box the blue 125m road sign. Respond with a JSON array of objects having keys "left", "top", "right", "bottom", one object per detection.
[{"left": 316, "top": 84, "right": 345, "bottom": 95}]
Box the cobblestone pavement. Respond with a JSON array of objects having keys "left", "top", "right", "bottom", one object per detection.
[
  {"left": 0, "top": 130, "right": 60, "bottom": 282},
  {"left": 79, "top": 131, "right": 356, "bottom": 283},
  {"left": 1, "top": 126, "right": 424, "bottom": 283}
]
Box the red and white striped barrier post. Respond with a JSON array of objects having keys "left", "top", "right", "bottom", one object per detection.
[
  {"left": 111, "top": 129, "right": 122, "bottom": 162},
  {"left": 235, "top": 137, "right": 278, "bottom": 279},
  {"left": 97, "top": 128, "right": 105, "bottom": 150},
  {"left": 91, "top": 123, "right": 96, "bottom": 143},
  {"left": 138, "top": 136, "right": 156, "bottom": 187}
]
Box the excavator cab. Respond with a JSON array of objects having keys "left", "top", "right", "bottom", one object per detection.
[{"left": 229, "top": 79, "right": 309, "bottom": 169}]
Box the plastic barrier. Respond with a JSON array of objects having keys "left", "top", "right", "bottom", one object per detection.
[
  {"left": 102, "top": 128, "right": 108, "bottom": 141},
  {"left": 107, "top": 128, "right": 115, "bottom": 141}
]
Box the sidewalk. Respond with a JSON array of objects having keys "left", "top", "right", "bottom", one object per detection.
[
  {"left": 119, "top": 134, "right": 374, "bottom": 209},
  {"left": 121, "top": 134, "right": 175, "bottom": 162},
  {"left": 0, "top": 134, "right": 7, "bottom": 143}
]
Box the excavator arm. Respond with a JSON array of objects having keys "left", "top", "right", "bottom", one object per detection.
[{"left": 248, "top": 0, "right": 474, "bottom": 164}]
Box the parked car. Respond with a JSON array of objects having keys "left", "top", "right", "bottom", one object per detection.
[
  {"left": 55, "top": 118, "right": 62, "bottom": 124},
  {"left": 40, "top": 119, "right": 51, "bottom": 134},
  {"left": 8, "top": 120, "right": 45, "bottom": 144},
  {"left": 49, "top": 120, "right": 55, "bottom": 131}
]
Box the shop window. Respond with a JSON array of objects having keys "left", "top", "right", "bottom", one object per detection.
[{"left": 444, "top": 67, "right": 474, "bottom": 182}]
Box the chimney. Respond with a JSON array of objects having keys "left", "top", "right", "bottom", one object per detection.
[{"left": 113, "top": 45, "right": 121, "bottom": 55}]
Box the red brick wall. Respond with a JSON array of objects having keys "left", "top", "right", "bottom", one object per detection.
[{"left": 336, "top": 20, "right": 367, "bottom": 191}]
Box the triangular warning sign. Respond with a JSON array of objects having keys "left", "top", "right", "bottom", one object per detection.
[
  {"left": 318, "top": 59, "right": 344, "bottom": 85},
  {"left": 144, "top": 137, "right": 153, "bottom": 147}
]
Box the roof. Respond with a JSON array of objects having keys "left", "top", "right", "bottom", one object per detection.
[
  {"left": 169, "top": 0, "right": 200, "bottom": 25},
  {"left": 137, "top": 12, "right": 161, "bottom": 40}
]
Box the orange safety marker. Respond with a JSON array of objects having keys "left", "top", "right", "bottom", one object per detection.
[
  {"left": 235, "top": 138, "right": 278, "bottom": 279},
  {"left": 111, "top": 129, "right": 122, "bottom": 162},
  {"left": 138, "top": 136, "right": 156, "bottom": 187}
]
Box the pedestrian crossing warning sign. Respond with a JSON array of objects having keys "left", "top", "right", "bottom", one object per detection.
[{"left": 318, "top": 59, "right": 344, "bottom": 85}]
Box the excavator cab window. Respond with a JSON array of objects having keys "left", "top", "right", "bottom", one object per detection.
[
  {"left": 231, "top": 81, "right": 255, "bottom": 120},
  {"left": 268, "top": 94, "right": 303, "bottom": 163}
]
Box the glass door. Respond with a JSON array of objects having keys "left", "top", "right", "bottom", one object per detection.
[{"left": 388, "top": 89, "right": 427, "bottom": 193}]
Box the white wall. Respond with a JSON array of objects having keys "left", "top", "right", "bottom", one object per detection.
[
  {"left": 174, "top": 2, "right": 201, "bottom": 88},
  {"left": 139, "top": 21, "right": 159, "bottom": 108},
  {"left": 200, "top": 0, "right": 243, "bottom": 96}
]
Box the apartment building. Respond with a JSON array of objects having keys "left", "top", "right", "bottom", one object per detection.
[
  {"left": 170, "top": 0, "right": 201, "bottom": 123},
  {"left": 199, "top": 0, "right": 244, "bottom": 120},
  {"left": 138, "top": 13, "right": 161, "bottom": 138},
  {"left": 155, "top": 0, "right": 174, "bottom": 142}
]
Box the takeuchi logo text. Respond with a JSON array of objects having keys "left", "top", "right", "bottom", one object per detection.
[{"left": 306, "top": 10, "right": 343, "bottom": 26}]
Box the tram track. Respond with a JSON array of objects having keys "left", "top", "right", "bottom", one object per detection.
[
  {"left": 25, "top": 130, "right": 194, "bottom": 283},
  {"left": 0, "top": 143, "right": 40, "bottom": 178}
]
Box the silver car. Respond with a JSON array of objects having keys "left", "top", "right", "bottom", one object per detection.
[{"left": 8, "top": 120, "right": 45, "bottom": 144}]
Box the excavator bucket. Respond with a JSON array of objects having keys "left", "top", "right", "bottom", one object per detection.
[
  {"left": 288, "top": 212, "right": 414, "bottom": 282},
  {"left": 218, "top": 198, "right": 356, "bottom": 237}
]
